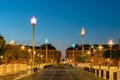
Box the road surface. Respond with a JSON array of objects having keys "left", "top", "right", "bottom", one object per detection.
[{"left": 18, "top": 65, "right": 105, "bottom": 80}]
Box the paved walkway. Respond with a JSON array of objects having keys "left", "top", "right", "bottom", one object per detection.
[{"left": 0, "top": 70, "right": 33, "bottom": 80}]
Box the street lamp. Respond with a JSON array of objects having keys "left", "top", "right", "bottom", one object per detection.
[
  {"left": 10, "top": 40, "right": 15, "bottom": 45},
  {"left": 31, "top": 16, "right": 37, "bottom": 71},
  {"left": 45, "top": 38, "right": 48, "bottom": 64},
  {"left": 98, "top": 45, "right": 103, "bottom": 69},
  {"left": 108, "top": 39, "right": 114, "bottom": 69},
  {"left": 37, "top": 54, "right": 40, "bottom": 69},
  {"left": 72, "top": 43, "right": 76, "bottom": 64},
  {"left": 21, "top": 45, "right": 25, "bottom": 63},
  {"left": 40, "top": 55, "right": 43, "bottom": 63},
  {"left": 81, "top": 27, "right": 85, "bottom": 55},
  {"left": 28, "top": 48, "right": 32, "bottom": 70},
  {"left": 21, "top": 45, "right": 25, "bottom": 50}
]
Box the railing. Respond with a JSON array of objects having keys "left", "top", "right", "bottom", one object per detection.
[
  {"left": 77, "top": 63, "right": 120, "bottom": 80},
  {"left": 0, "top": 64, "right": 27, "bottom": 76}
]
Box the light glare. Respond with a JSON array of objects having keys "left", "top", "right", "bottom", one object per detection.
[{"left": 31, "top": 16, "right": 37, "bottom": 25}]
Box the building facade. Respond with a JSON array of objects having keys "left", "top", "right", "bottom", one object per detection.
[
  {"left": 66, "top": 40, "right": 120, "bottom": 66},
  {"left": 66, "top": 44, "right": 91, "bottom": 64},
  {"left": 29, "top": 44, "right": 61, "bottom": 64}
]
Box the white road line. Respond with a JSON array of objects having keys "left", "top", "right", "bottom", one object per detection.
[
  {"left": 49, "top": 70, "right": 56, "bottom": 80},
  {"left": 66, "top": 69, "right": 75, "bottom": 80}
]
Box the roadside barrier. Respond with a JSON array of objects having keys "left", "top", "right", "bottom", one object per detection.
[
  {"left": 83, "top": 66, "right": 120, "bottom": 80},
  {"left": 0, "top": 64, "right": 27, "bottom": 76}
]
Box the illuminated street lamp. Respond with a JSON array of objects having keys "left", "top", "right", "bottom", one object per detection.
[
  {"left": 31, "top": 16, "right": 37, "bottom": 70},
  {"left": 9, "top": 40, "right": 15, "bottom": 63},
  {"left": 28, "top": 48, "right": 32, "bottom": 70},
  {"left": 81, "top": 27, "right": 85, "bottom": 55},
  {"left": 45, "top": 38, "right": 48, "bottom": 64},
  {"left": 21, "top": 45, "right": 25, "bottom": 63},
  {"left": 72, "top": 43, "right": 76, "bottom": 63},
  {"left": 37, "top": 54, "right": 40, "bottom": 69},
  {"left": 98, "top": 45, "right": 103, "bottom": 69},
  {"left": 40, "top": 55, "right": 43, "bottom": 63},
  {"left": 21, "top": 45, "right": 25, "bottom": 50},
  {"left": 108, "top": 39, "right": 114, "bottom": 69},
  {"left": 10, "top": 40, "right": 15, "bottom": 45}
]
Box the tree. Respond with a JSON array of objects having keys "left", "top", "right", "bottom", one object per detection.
[
  {"left": 102, "top": 50, "right": 120, "bottom": 66},
  {"left": 102, "top": 50, "right": 114, "bottom": 59},
  {"left": 0, "top": 35, "right": 6, "bottom": 63},
  {"left": 113, "top": 50, "right": 120, "bottom": 59},
  {"left": 0, "top": 35, "right": 6, "bottom": 55},
  {"left": 76, "top": 56, "right": 86, "bottom": 63}
]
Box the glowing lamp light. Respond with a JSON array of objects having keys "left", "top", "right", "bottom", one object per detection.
[
  {"left": 98, "top": 45, "right": 103, "bottom": 50},
  {"left": 72, "top": 43, "right": 76, "bottom": 48},
  {"left": 81, "top": 27, "right": 85, "bottom": 36},
  {"left": 21, "top": 45, "right": 25, "bottom": 50},
  {"left": 45, "top": 38, "right": 48, "bottom": 43},
  {"left": 10, "top": 40, "right": 15, "bottom": 45},
  {"left": 31, "top": 16, "right": 37, "bottom": 26},
  {"left": 108, "top": 39, "right": 114, "bottom": 47}
]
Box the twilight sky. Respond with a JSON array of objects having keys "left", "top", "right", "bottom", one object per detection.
[{"left": 0, "top": 0, "right": 120, "bottom": 57}]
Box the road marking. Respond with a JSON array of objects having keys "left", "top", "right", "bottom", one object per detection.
[
  {"left": 66, "top": 69, "right": 75, "bottom": 80},
  {"left": 49, "top": 70, "right": 56, "bottom": 80}
]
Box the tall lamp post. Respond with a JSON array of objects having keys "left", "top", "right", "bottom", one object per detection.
[
  {"left": 31, "top": 16, "right": 37, "bottom": 70},
  {"left": 81, "top": 27, "right": 85, "bottom": 55},
  {"left": 98, "top": 45, "right": 103, "bottom": 69},
  {"left": 21, "top": 45, "right": 25, "bottom": 63},
  {"left": 72, "top": 43, "right": 76, "bottom": 64},
  {"left": 108, "top": 39, "right": 114, "bottom": 69},
  {"left": 45, "top": 38, "right": 48, "bottom": 64},
  {"left": 28, "top": 48, "right": 32, "bottom": 70},
  {"left": 37, "top": 54, "right": 40, "bottom": 69}
]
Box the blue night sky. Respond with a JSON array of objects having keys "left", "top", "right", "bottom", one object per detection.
[{"left": 0, "top": 0, "right": 120, "bottom": 57}]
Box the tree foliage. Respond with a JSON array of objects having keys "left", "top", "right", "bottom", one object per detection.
[
  {"left": 102, "top": 50, "right": 120, "bottom": 59},
  {"left": 0, "top": 35, "right": 6, "bottom": 55},
  {"left": 113, "top": 50, "right": 120, "bottom": 59},
  {"left": 76, "top": 56, "right": 86, "bottom": 63}
]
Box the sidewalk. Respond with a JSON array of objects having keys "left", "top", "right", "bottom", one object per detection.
[
  {"left": 0, "top": 70, "right": 33, "bottom": 80},
  {"left": 13, "top": 70, "right": 32, "bottom": 80}
]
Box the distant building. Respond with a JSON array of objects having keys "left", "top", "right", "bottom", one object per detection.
[
  {"left": 66, "top": 40, "right": 120, "bottom": 66},
  {"left": 66, "top": 44, "right": 90, "bottom": 63},
  {"left": 26, "top": 44, "right": 61, "bottom": 64},
  {"left": 92, "top": 44, "right": 120, "bottom": 66}
]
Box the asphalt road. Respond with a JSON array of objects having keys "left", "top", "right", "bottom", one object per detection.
[{"left": 17, "top": 65, "right": 105, "bottom": 80}]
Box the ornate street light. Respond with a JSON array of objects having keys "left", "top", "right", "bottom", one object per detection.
[
  {"left": 21, "top": 45, "right": 25, "bottom": 63},
  {"left": 10, "top": 40, "right": 15, "bottom": 45},
  {"left": 108, "top": 39, "right": 114, "bottom": 69},
  {"left": 98, "top": 45, "right": 103, "bottom": 69},
  {"left": 72, "top": 43, "right": 76, "bottom": 64},
  {"left": 31, "top": 16, "right": 37, "bottom": 71},
  {"left": 81, "top": 27, "right": 85, "bottom": 55},
  {"left": 45, "top": 38, "right": 48, "bottom": 64},
  {"left": 21, "top": 45, "right": 25, "bottom": 50}
]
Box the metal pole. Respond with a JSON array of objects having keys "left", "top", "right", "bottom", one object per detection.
[
  {"left": 39, "top": 55, "right": 40, "bottom": 70},
  {"left": 46, "top": 45, "right": 48, "bottom": 64},
  {"left": 82, "top": 35, "right": 84, "bottom": 55},
  {"left": 73, "top": 48, "right": 74, "bottom": 63},
  {"left": 110, "top": 47, "right": 112, "bottom": 67},
  {"left": 32, "top": 25, "right": 35, "bottom": 70}
]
